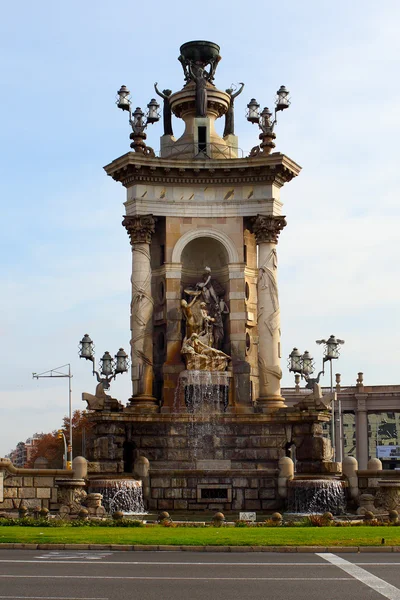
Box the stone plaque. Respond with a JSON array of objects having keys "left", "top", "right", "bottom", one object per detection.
[
  {"left": 196, "top": 459, "right": 231, "bottom": 470},
  {"left": 0, "top": 472, "right": 3, "bottom": 503},
  {"left": 239, "top": 511, "right": 256, "bottom": 522}
]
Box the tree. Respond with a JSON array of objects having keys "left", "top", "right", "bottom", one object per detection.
[{"left": 26, "top": 410, "right": 93, "bottom": 468}]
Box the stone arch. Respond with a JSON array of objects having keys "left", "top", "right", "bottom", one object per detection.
[{"left": 171, "top": 228, "right": 240, "bottom": 264}]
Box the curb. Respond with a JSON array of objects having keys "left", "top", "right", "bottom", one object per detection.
[{"left": 1, "top": 544, "right": 399, "bottom": 552}]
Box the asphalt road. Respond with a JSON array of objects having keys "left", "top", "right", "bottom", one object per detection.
[{"left": 1, "top": 549, "right": 400, "bottom": 600}]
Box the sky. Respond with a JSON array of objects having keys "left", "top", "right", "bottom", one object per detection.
[{"left": 1, "top": 0, "right": 400, "bottom": 456}]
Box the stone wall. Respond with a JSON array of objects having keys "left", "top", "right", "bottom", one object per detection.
[
  {"left": 0, "top": 458, "right": 75, "bottom": 513},
  {"left": 148, "top": 469, "right": 279, "bottom": 512}
]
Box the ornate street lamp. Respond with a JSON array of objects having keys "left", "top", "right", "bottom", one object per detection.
[
  {"left": 288, "top": 348, "right": 316, "bottom": 381},
  {"left": 79, "top": 334, "right": 129, "bottom": 392},
  {"left": 247, "top": 85, "right": 291, "bottom": 156},
  {"left": 316, "top": 335, "right": 345, "bottom": 462},
  {"left": 116, "top": 85, "right": 160, "bottom": 155},
  {"left": 288, "top": 334, "right": 345, "bottom": 462}
]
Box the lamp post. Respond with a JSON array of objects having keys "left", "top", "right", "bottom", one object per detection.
[
  {"left": 247, "top": 85, "right": 290, "bottom": 155},
  {"left": 316, "top": 335, "right": 345, "bottom": 462},
  {"left": 116, "top": 85, "right": 160, "bottom": 155},
  {"left": 32, "top": 364, "right": 73, "bottom": 469},
  {"left": 79, "top": 334, "right": 129, "bottom": 393},
  {"left": 288, "top": 335, "right": 345, "bottom": 462}
]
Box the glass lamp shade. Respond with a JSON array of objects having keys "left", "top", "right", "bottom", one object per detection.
[
  {"left": 115, "top": 348, "right": 128, "bottom": 374},
  {"left": 260, "top": 107, "right": 273, "bottom": 129},
  {"left": 325, "top": 335, "right": 344, "bottom": 360},
  {"left": 117, "top": 85, "right": 131, "bottom": 111},
  {"left": 275, "top": 85, "right": 290, "bottom": 111},
  {"left": 246, "top": 98, "right": 260, "bottom": 123},
  {"left": 302, "top": 351, "right": 315, "bottom": 376},
  {"left": 288, "top": 347, "right": 302, "bottom": 373},
  {"left": 100, "top": 351, "right": 114, "bottom": 376},
  {"left": 146, "top": 98, "right": 160, "bottom": 124},
  {"left": 132, "top": 107, "right": 145, "bottom": 132},
  {"left": 79, "top": 334, "right": 94, "bottom": 359}
]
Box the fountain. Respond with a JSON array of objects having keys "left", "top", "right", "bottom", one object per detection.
[
  {"left": 287, "top": 478, "right": 346, "bottom": 515},
  {"left": 89, "top": 479, "right": 146, "bottom": 515},
  {"left": 81, "top": 40, "right": 343, "bottom": 516}
]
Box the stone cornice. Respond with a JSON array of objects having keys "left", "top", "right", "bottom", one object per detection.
[{"left": 104, "top": 152, "right": 301, "bottom": 188}]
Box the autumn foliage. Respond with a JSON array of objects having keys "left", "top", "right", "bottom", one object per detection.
[{"left": 26, "top": 410, "right": 93, "bottom": 469}]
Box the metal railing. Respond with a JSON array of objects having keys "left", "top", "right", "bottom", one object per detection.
[{"left": 157, "top": 141, "right": 244, "bottom": 159}]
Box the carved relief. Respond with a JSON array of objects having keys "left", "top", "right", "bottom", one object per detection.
[
  {"left": 122, "top": 214, "right": 155, "bottom": 397},
  {"left": 122, "top": 215, "right": 156, "bottom": 245},
  {"left": 251, "top": 215, "right": 287, "bottom": 244}
]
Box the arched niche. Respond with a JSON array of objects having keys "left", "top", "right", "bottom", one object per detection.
[{"left": 171, "top": 228, "right": 239, "bottom": 265}]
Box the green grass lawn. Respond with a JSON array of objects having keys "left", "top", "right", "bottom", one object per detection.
[{"left": 1, "top": 526, "right": 399, "bottom": 546}]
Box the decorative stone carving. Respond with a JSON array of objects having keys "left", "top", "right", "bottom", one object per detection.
[
  {"left": 122, "top": 215, "right": 156, "bottom": 245},
  {"left": 56, "top": 479, "right": 87, "bottom": 516},
  {"left": 252, "top": 215, "right": 287, "bottom": 244},
  {"left": 294, "top": 383, "right": 335, "bottom": 412},
  {"left": 181, "top": 334, "right": 230, "bottom": 371},
  {"left": 82, "top": 381, "right": 122, "bottom": 412},
  {"left": 122, "top": 214, "right": 156, "bottom": 405}
]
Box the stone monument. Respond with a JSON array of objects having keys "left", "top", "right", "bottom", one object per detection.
[{"left": 83, "top": 40, "right": 335, "bottom": 513}]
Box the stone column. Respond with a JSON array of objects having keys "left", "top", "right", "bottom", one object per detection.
[
  {"left": 355, "top": 393, "right": 369, "bottom": 470},
  {"left": 252, "top": 215, "right": 286, "bottom": 410},
  {"left": 123, "top": 215, "right": 158, "bottom": 412}
]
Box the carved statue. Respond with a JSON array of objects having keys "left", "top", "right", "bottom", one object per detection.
[
  {"left": 82, "top": 381, "right": 122, "bottom": 412},
  {"left": 196, "top": 266, "right": 220, "bottom": 306},
  {"left": 294, "top": 383, "right": 335, "bottom": 412},
  {"left": 188, "top": 63, "right": 208, "bottom": 117},
  {"left": 181, "top": 268, "right": 230, "bottom": 365},
  {"left": 181, "top": 333, "right": 230, "bottom": 371},
  {"left": 200, "top": 301, "right": 215, "bottom": 347},
  {"left": 223, "top": 83, "right": 244, "bottom": 137},
  {"left": 181, "top": 297, "right": 200, "bottom": 338},
  {"left": 154, "top": 83, "right": 173, "bottom": 136}
]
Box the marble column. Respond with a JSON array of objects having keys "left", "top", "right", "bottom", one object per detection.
[
  {"left": 122, "top": 215, "right": 158, "bottom": 412},
  {"left": 355, "top": 393, "right": 369, "bottom": 470},
  {"left": 252, "top": 215, "right": 287, "bottom": 410}
]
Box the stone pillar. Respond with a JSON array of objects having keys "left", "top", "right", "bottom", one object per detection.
[
  {"left": 342, "top": 456, "right": 359, "bottom": 501},
  {"left": 162, "top": 263, "right": 185, "bottom": 410},
  {"left": 122, "top": 215, "right": 158, "bottom": 412},
  {"left": 252, "top": 215, "right": 286, "bottom": 410},
  {"left": 278, "top": 456, "right": 294, "bottom": 499},
  {"left": 355, "top": 393, "right": 369, "bottom": 470}
]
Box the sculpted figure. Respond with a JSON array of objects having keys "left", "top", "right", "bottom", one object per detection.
[
  {"left": 196, "top": 267, "right": 219, "bottom": 306},
  {"left": 188, "top": 63, "right": 208, "bottom": 117},
  {"left": 223, "top": 82, "right": 244, "bottom": 137},
  {"left": 154, "top": 83, "right": 173, "bottom": 136},
  {"left": 200, "top": 301, "right": 215, "bottom": 347},
  {"left": 181, "top": 297, "right": 203, "bottom": 338}
]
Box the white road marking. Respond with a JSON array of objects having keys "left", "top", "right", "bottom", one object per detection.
[
  {"left": 0, "top": 560, "right": 342, "bottom": 566},
  {"left": 36, "top": 553, "right": 112, "bottom": 561},
  {"left": 0, "top": 575, "right": 352, "bottom": 581},
  {"left": 317, "top": 553, "right": 400, "bottom": 600}
]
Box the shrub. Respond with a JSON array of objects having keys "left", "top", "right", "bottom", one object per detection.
[
  {"left": 234, "top": 520, "right": 248, "bottom": 527},
  {"left": 302, "top": 514, "right": 325, "bottom": 527}
]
